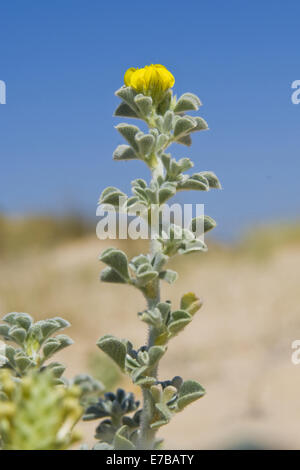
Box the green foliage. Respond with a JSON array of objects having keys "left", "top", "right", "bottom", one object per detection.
[
  {"left": 0, "top": 369, "right": 83, "bottom": 450},
  {"left": 0, "top": 313, "right": 73, "bottom": 382},
  {"left": 0, "top": 68, "right": 221, "bottom": 451},
  {"left": 94, "top": 73, "right": 221, "bottom": 449}
]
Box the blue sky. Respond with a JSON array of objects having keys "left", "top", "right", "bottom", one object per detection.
[{"left": 0, "top": 0, "right": 299, "bottom": 239}]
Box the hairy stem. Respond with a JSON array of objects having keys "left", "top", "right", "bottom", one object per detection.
[{"left": 138, "top": 240, "right": 161, "bottom": 449}]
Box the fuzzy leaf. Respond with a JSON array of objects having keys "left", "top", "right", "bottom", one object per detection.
[
  {"left": 176, "top": 134, "right": 192, "bottom": 146},
  {"left": 159, "top": 270, "right": 178, "bottom": 284},
  {"left": 158, "top": 183, "right": 177, "bottom": 204},
  {"left": 115, "top": 87, "right": 138, "bottom": 112},
  {"left": 99, "top": 248, "right": 130, "bottom": 281},
  {"left": 174, "top": 93, "right": 201, "bottom": 113},
  {"left": 199, "top": 171, "right": 222, "bottom": 189},
  {"left": 8, "top": 327, "right": 27, "bottom": 345},
  {"left": 135, "top": 133, "right": 155, "bottom": 156},
  {"left": 114, "top": 102, "right": 140, "bottom": 119},
  {"left": 176, "top": 380, "right": 206, "bottom": 411},
  {"left": 190, "top": 215, "right": 217, "bottom": 234},
  {"left": 148, "top": 346, "right": 166, "bottom": 367},
  {"left": 99, "top": 186, "right": 126, "bottom": 206},
  {"left": 173, "top": 117, "right": 196, "bottom": 138},
  {"left": 97, "top": 335, "right": 127, "bottom": 371},
  {"left": 134, "top": 94, "right": 152, "bottom": 116},
  {"left": 151, "top": 403, "right": 172, "bottom": 428},
  {"left": 43, "top": 339, "right": 60, "bottom": 359},
  {"left": 113, "top": 425, "right": 136, "bottom": 450},
  {"left": 115, "top": 123, "right": 140, "bottom": 150},
  {"left": 0, "top": 324, "right": 10, "bottom": 338},
  {"left": 100, "top": 267, "right": 127, "bottom": 284},
  {"left": 113, "top": 144, "right": 138, "bottom": 161}
]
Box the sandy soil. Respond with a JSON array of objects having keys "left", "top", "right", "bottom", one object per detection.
[{"left": 1, "top": 236, "right": 300, "bottom": 449}]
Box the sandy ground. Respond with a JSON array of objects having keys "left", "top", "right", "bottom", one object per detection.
[{"left": 1, "top": 236, "right": 300, "bottom": 449}]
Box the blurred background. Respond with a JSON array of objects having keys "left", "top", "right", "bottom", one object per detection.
[{"left": 0, "top": 0, "right": 300, "bottom": 449}]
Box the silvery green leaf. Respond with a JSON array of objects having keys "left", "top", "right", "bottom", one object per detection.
[
  {"left": 173, "top": 116, "right": 197, "bottom": 138},
  {"left": 115, "top": 123, "right": 140, "bottom": 151},
  {"left": 136, "top": 270, "right": 158, "bottom": 286},
  {"left": 156, "top": 134, "right": 169, "bottom": 151},
  {"left": 113, "top": 425, "right": 136, "bottom": 450},
  {"left": 0, "top": 324, "right": 10, "bottom": 338},
  {"left": 132, "top": 185, "right": 149, "bottom": 202},
  {"left": 2, "top": 312, "right": 18, "bottom": 324},
  {"left": 131, "top": 178, "right": 147, "bottom": 189},
  {"left": 190, "top": 116, "right": 208, "bottom": 132},
  {"left": 144, "top": 187, "right": 158, "bottom": 204},
  {"left": 131, "top": 365, "right": 149, "bottom": 383},
  {"left": 174, "top": 93, "right": 202, "bottom": 113},
  {"left": 97, "top": 335, "right": 127, "bottom": 371},
  {"left": 113, "top": 144, "right": 138, "bottom": 161},
  {"left": 148, "top": 346, "right": 166, "bottom": 367},
  {"left": 176, "top": 134, "right": 192, "bottom": 146},
  {"left": 13, "top": 313, "right": 33, "bottom": 330},
  {"left": 8, "top": 326, "right": 27, "bottom": 345},
  {"left": 151, "top": 252, "right": 168, "bottom": 271},
  {"left": 163, "top": 111, "right": 174, "bottom": 132},
  {"left": 157, "top": 90, "right": 172, "bottom": 115},
  {"left": 177, "top": 158, "right": 194, "bottom": 173},
  {"left": 179, "top": 239, "right": 207, "bottom": 254},
  {"left": 40, "top": 320, "right": 63, "bottom": 340},
  {"left": 101, "top": 266, "right": 127, "bottom": 284},
  {"left": 129, "top": 254, "right": 150, "bottom": 271},
  {"left": 189, "top": 215, "right": 217, "bottom": 234},
  {"left": 99, "top": 248, "right": 130, "bottom": 281},
  {"left": 177, "top": 175, "right": 209, "bottom": 191},
  {"left": 115, "top": 86, "right": 138, "bottom": 113},
  {"left": 168, "top": 318, "right": 191, "bottom": 336},
  {"left": 159, "top": 270, "right": 178, "bottom": 284},
  {"left": 114, "top": 102, "right": 140, "bottom": 119},
  {"left": 135, "top": 376, "right": 157, "bottom": 386},
  {"left": 99, "top": 186, "right": 126, "bottom": 206},
  {"left": 135, "top": 133, "right": 155, "bottom": 156},
  {"left": 159, "top": 183, "right": 177, "bottom": 204},
  {"left": 5, "top": 345, "right": 16, "bottom": 364},
  {"left": 155, "top": 115, "right": 164, "bottom": 131},
  {"left": 176, "top": 380, "right": 206, "bottom": 411},
  {"left": 55, "top": 334, "right": 74, "bottom": 351},
  {"left": 43, "top": 339, "right": 60, "bottom": 358},
  {"left": 137, "top": 350, "right": 149, "bottom": 365},
  {"left": 134, "top": 94, "right": 152, "bottom": 116},
  {"left": 199, "top": 171, "right": 222, "bottom": 189},
  {"left": 151, "top": 403, "right": 172, "bottom": 428},
  {"left": 14, "top": 353, "right": 34, "bottom": 372},
  {"left": 51, "top": 317, "right": 70, "bottom": 331},
  {"left": 157, "top": 302, "right": 171, "bottom": 322},
  {"left": 47, "top": 362, "right": 66, "bottom": 378},
  {"left": 161, "top": 153, "right": 171, "bottom": 171},
  {"left": 138, "top": 308, "right": 163, "bottom": 328}
]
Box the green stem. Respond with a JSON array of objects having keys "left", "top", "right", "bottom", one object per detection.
[{"left": 138, "top": 241, "right": 161, "bottom": 450}]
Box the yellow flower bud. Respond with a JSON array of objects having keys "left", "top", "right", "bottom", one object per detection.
[{"left": 124, "top": 64, "right": 175, "bottom": 103}]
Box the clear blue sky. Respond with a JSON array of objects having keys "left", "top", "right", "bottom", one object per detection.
[{"left": 0, "top": 0, "right": 299, "bottom": 239}]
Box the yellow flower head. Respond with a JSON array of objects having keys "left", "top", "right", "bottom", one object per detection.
[{"left": 124, "top": 64, "right": 175, "bottom": 103}]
